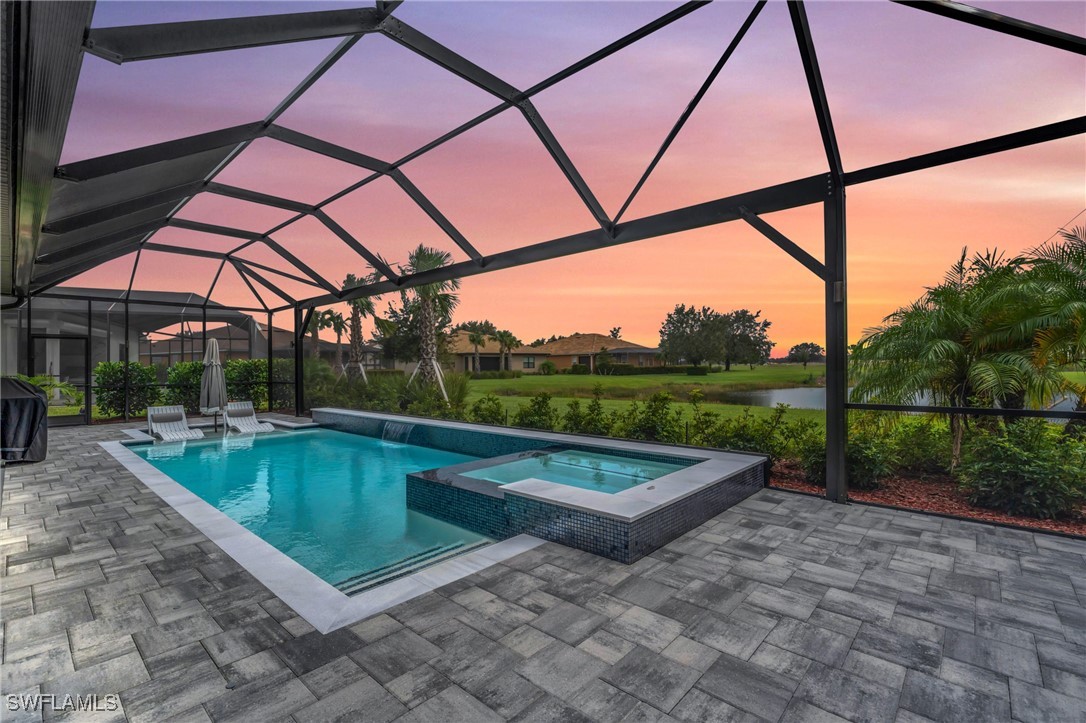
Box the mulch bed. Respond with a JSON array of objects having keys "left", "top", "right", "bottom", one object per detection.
[{"left": 770, "top": 461, "right": 1086, "bottom": 538}]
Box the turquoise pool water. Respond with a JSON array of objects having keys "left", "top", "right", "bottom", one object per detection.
[
  {"left": 463, "top": 449, "right": 693, "bottom": 495},
  {"left": 133, "top": 429, "right": 486, "bottom": 589}
]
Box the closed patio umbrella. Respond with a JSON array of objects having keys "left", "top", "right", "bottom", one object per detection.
[{"left": 200, "top": 337, "right": 228, "bottom": 431}]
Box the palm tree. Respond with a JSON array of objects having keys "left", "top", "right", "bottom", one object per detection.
[
  {"left": 492, "top": 330, "right": 521, "bottom": 371},
  {"left": 850, "top": 249, "right": 1065, "bottom": 467},
  {"left": 307, "top": 310, "right": 334, "bottom": 360},
  {"left": 326, "top": 311, "right": 348, "bottom": 373},
  {"left": 401, "top": 245, "right": 460, "bottom": 395},
  {"left": 990, "top": 227, "right": 1086, "bottom": 436},
  {"left": 342, "top": 270, "right": 382, "bottom": 381},
  {"left": 467, "top": 330, "right": 487, "bottom": 373}
]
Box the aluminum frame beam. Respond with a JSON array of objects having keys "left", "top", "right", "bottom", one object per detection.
[
  {"left": 790, "top": 0, "right": 847, "bottom": 502},
  {"left": 844, "top": 116, "right": 1086, "bottom": 186},
  {"left": 55, "top": 123, "right": 263, "bottom": 181},
  {"left": 318, "top": 174, "right": 829, "bottom": 307},
  {"left": 84, "top": 8, "right": 384, "bottom": 64},
  {"left": 380, "top": 17, "right": 612, "bottom": 232},
  {"left": 616, "top": 1, "right": 767, "bottom": 224},
  {"left": 311, "top": 209, "right": 398, "bottom": 282},
  {"left": 894, "top": 0, "right": 1086, "bottom": 56}
]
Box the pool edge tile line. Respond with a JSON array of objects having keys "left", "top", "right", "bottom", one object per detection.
[{"left": 100, "top": 441, "right": 544, "bottom": 635}]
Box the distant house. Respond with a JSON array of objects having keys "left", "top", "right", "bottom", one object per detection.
[
  {"left": 536, "top": 333, "right": 661, "bottom": 371},
  {"left": 448, "top": 330, "right": 548, "bottom": 373}
]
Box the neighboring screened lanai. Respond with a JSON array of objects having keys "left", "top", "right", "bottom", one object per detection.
[{"left": 3, "top": 0, "right": 1084, "bottom": 499}]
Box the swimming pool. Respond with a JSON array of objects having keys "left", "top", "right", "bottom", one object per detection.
[
  {"left": 132, "top": 429, "right": 488, "bottom": 592},
  {"left": 462, "top": 449, "right": 694, "bottom": 494}
]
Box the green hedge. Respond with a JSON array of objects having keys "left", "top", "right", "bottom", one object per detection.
[
  {"left": 93, "top": 362, "right": 160, "bottom": 417},
  {"left": 471, "top": 370, "right": 523, "bottom": 380},
  {"left": 163, "top": 361, "right": 204, "bottom": 413},
  {"left": 224, "top": 359, "right": 268, "bottom": 410}
]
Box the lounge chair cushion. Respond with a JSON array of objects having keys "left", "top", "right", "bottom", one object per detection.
[
  {"left": 231, "top": 406, "right": 255, "bottom": 418},
  {"left": 151, "top": 411, "right": 184, "bottom": 424}
]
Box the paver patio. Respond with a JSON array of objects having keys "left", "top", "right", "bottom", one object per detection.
[{"left": 2, "top": 421, "right": 1085, "bottom": 722}]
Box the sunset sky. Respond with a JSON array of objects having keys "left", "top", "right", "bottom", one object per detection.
[{"left": 61, "top": 1, "right": 1086, "bottom": 353}]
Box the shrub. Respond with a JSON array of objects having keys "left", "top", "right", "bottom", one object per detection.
[
  {"left": 471, "top": 370, "right": 523, "bottom": 380},
  {"left": 442, "top": 373, "right": 471, "bottom": 417},
  {"left": 406, "top": 383, "right": 459, "bottom": 420},
  {"left": 224, "top": 359, "right": 268, "bottom": 410},
  {"left": 686, "top": 366, "right": 709, "bottom": 376},
  {"left": 799, "top": 429, "right": 895, "bottom": 491},
  {"left": 163, "top": 361, "right": 204, "bottom": 413},
  {"left": 512, "top": 392, "right": 559, "bottom": 431},
  {"left": 688, "top": 393, "right": 817, "bottom": 465},
  {"left": 539, "top": 360, "right": 557, "bottom": 376},
  {"left": 93, "top": 361, "right": 160, "bottom": 417},
  {"left": 612, "top": 392, "right": 682, "bottom": 443},
  {"left": 562, "top": 398, "right": 586, "bottom": 433},
  {"left": 470, "top": 395, "right": 506, "bottom": 425},
  {"left": 570, "top": 364, "right": 591, "bottom": 375},
  {"left": 890, "top": 417, "right": 952, "bottom": 476},
  {"left": 958, "top": 420, "right": 1086, "bottom": 519}
]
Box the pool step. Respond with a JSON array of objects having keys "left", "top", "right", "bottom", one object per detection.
[{"left": 334, "top": 540, "right": 492, "bottom": 596}]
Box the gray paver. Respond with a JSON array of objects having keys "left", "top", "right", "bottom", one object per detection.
[{"left": 3, "top": 421, "right": 1084, "bottom": 723}]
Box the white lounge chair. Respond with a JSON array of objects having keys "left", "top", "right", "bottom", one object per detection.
[
  {"left": 147, "top": 405, "right": 205, "bottom": 442},
  {"left": 223, "top": 401, "right": 275, "bottom": 434}
]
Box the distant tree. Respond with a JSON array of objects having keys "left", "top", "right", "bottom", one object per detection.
[
  {"left": 595, "top": 347, "right": 614, "bottom": 374},
  {"left": 453, "top": 320, "right": 497, "bottom": 336},
  {"left": 467, "top": 330, "right": 487, "bottom": 372},
  {"left": 326, "top": 311, "right": 347, "bottom": 372},
  {"left": 659, "top": 304, "right": 724, "bottom": 368},
  {"left": 401, "top": 246, "right": 460, "bottom": 391},
  {"left": 342, "top": 270, "right": 381, "bottom": 380},
  {"left": 787, "top": 342, "right": 825, "bottom": 368},
  {"left": 307, "top": 310, "right": 335, "bottom": 359},
  {"left": 722, "top": 309, "right": 774, "bottom": 371},
  {"left": 492, "top": 330, "right": 522, "bottom": 371},
  {"left": 529, "top": 338, "right": 548, "bottom": 347},
  {"left": 609, "top": 327, "right": 622, "bottom": 339}
]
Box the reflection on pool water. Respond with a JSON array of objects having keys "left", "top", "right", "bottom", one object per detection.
[{"left": 133, "top": 429, "right": 488, "bottom": 588}]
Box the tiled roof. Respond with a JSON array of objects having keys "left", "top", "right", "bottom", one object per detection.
[
  {"left": 535, "top": 333, "right": 656, "bottom": 356},
  {"left": 447, "top": 330, "right": 545, "bottom": 356}
]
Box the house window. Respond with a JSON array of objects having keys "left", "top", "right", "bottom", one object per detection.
[
  {"left": 638, "top": 355, "right": 645, "bottom": 366},
  {"left": 577, "top": 355, "right": 590, "bottom": 365},
  {"left": 522, "top": 356, "right": 535, "bottom": 369}
]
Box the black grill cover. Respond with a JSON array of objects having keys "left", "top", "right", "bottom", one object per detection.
[{"left": 1, "top": 378, "right": 48, "bottom": 462}]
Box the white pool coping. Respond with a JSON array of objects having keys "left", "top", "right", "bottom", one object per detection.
[
  {"left": 101, "top": 440, "right": 545, "bottom": 634},
  {"left": 314, "top": 408, "right": 767, "bottom": 522}
]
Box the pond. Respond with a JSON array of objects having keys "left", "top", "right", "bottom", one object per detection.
[{"left": 719, "top": 387, "right": 1078, "bottom": 415}]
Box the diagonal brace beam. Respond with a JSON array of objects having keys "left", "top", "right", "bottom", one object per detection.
[
  {"left": 615, "top": 0, "right": 766, "bottom": 224},
  {"left": 380, "top": 17, "right": 612, "bottom": 232},
  {"left": 738, "top": 207, "right": 826, "bottom": 280},
  {"left": 387, "top": 170, "right": 482, "bottom": 262},
  {"left": 311, "top": 209, "right": 398, "bottom": 282}
]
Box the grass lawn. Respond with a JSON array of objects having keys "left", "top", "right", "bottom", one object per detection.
[
  {"left": 470, "top": 363, "right": 824, "bottom": 401},
  {"left": 465, "top": 391, "right": 825, "bottom": 429}
]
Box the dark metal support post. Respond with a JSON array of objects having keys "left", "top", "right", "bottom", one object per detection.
[
  {"left": 123, "top": 300, "right": 130, "bottom": 421},
  {"left": 293, "top": 306, "right": 304, "bottom": 416},
  {"left": 267, "top": 311, "right": 274, "bottom": 412},
  {"left": 823, "top": 191, "right": 847, "bottom": 503}
]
